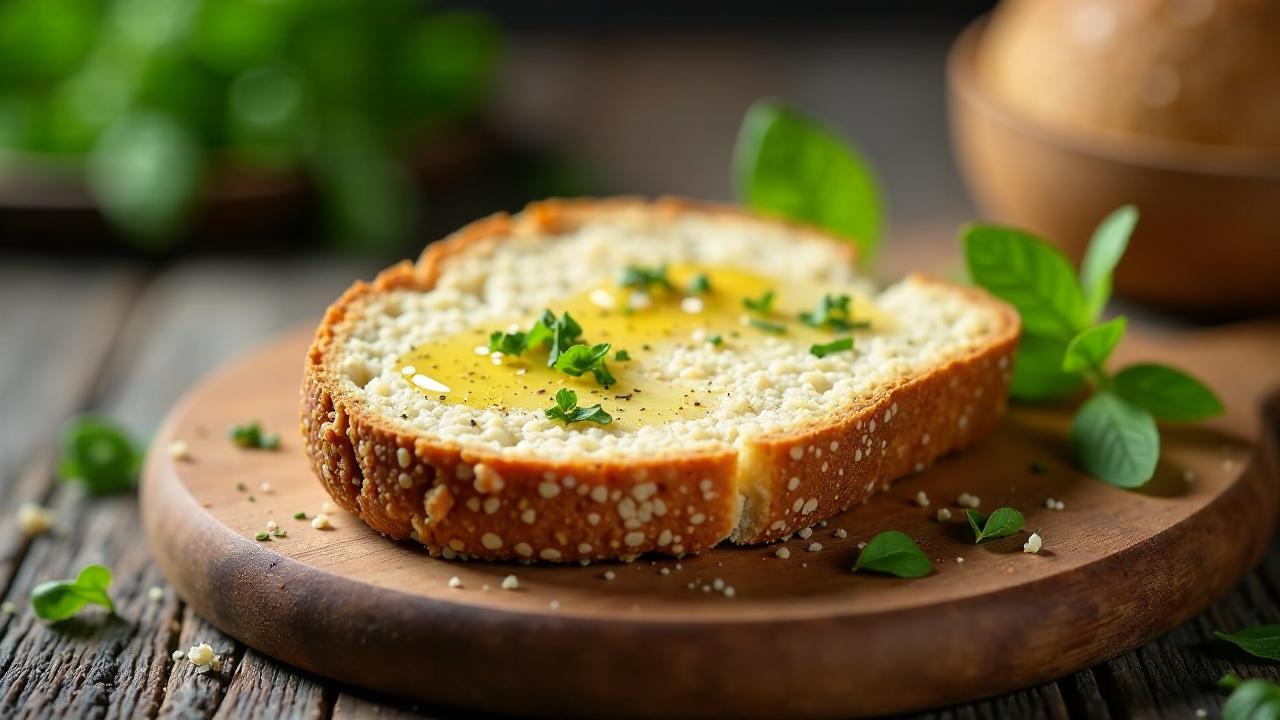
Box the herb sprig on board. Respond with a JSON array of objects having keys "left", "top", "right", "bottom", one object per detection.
[
  {"left": 488, "top": 309, "right": 617, "bottom": 387},
  {"left": 964, "top": 507, "right": 1025, "bottom": 544},
  {"left": 851, "top": 530, "right": 932, "bottom": 578},
  {"left": 964, "top": 207, "right": 1223, "bottom": 488},
  {"left": 57, "top": 417, "right": 144, "bottom": 494},
  {"left": 31, "top": 564, "right": 116, "bottom": 621},
  {"left": 1219, "top": 675, "right": 1280, "bottom": 720}
]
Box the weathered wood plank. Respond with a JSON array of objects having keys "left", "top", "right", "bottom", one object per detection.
[
  {"left": 0, "top": 259, "right": 374, "bottom": 718},
  {"left": 156, "top": 608, "right": 242, "bottom": 720},
  {"left": 213, "top": 650, "right": 330, "bottom": 720},
  {"left": 332, "top": 692, "right": 440, "bottom": 719}
]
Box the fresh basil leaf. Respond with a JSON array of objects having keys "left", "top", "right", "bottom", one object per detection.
[
  {"left": 734, "top": 99, "right": 883, "bottom": 262},
  {"left": 1219, "top": 675, "right": 1280, "bottom": 720},
  {"left": 1081, "top": 205, "right": 1138, "bottom": 321},
  {"left": 1062, "top": 316, "right": 1127, "bottom": 373},
  {"left": 553, "top": 388, "right": 576, "bottom": 413},
  {"left": 852, "top": 530, "right": 932, "bottom": 578},
  {"left": 553, "top": 343, "right": 614, "bottom": 387},
  {"left": 31, "top": 563, "right": 115, "bottom": 621},
  {"left": 688, "top": 273, "right": 711, "bottom": 294},
  {"left": 1216, "top": 626, "right": 1280, "bottom": 661},
  {"left": 57, "top": 417, "right": 143, "bottom": 494},
  {"left": 742, "top": 290, "right": 776, "bottom": 314},
  {"left": 810, "top": 337, "right": 853, "bottom": 358},
  {"left": 964, "top": 507, "right": 1025, "bottom": 543},
  {"left": 1071, "top": 392, "right": 1159, "bottom": 488},
  {"left": 614, "top": 349, "right": 631, "bottom": 362},
  {"left": 963, "top": 224, "right": 1087, "bottom": 339},
  {"left": 1113, "top": 364, "right": 1225, "bottom": 422},
  {"left": 488, "top": 329, "right": 528, "bottom": 356},
  {"left": 1010, "top": 333, "right": 1085, "bottom": 402}
]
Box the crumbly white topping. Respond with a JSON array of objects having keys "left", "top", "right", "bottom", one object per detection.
[{"left": 337, "top": 209, "right": 1006, "bottom": 463}]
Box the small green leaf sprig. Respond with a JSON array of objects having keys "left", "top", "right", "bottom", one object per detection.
[
  {"left": 1219, "top": 675, "right": 1280, "bottom": 720},
  {"left": 544, "top": 388, "right": 612, "bottom": 426},
  {"left": 851, "top": 530, "right": 931, "bottom": 578},
  {"left": 32, "top": 564, "right": 116, "bottom": 621},
  {"left": 57, "top": 417, "right": 143, "bottom": 494},
  {"left": 964, "top": 207, "right": 1223, "bottom": 488},
  {"left": 489, "top": 309, "right": 617, "bottom": 388},
  {"left": 964, "top": 507, "right": 1025, "bottom": 543},
  {"left": 1216, "top": 625, "right": 1280, "bottom": 662},
  {"left": 229, "top": 421, "right": 280, "bottom": 450}
]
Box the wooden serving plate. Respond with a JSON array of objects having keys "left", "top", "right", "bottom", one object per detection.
[{"left": 141, "top": 321, "right": 1280, "bottom": 719}]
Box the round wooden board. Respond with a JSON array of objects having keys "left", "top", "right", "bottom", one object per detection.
[{"left": 142, "top": 323, "right": 1280, "bottom": 719}]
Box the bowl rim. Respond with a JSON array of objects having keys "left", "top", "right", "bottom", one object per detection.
[{"left": 947, "top": 16, "right": 1280, "bottom": 181}]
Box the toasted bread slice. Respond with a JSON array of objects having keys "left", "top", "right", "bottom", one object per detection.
[{"left": 302, "top": 197, "right": 1020, "bottom": 562}]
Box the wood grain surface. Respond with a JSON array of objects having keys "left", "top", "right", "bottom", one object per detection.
[{"left": 138, "top": 318, "right": 1280, "bottom": 718}]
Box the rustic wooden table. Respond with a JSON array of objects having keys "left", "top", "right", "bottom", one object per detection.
[{"left": 1, "top": 251, "right": 1277, "bottom": 720}]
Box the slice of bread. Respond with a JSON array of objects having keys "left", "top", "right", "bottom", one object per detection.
[{"left": 302, "top": 197, "right": 1020, "bottom": 562}]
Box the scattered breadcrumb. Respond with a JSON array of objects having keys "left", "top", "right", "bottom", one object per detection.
[
  {"left": 311, "top": 514, "right": 331, "bottom": 530},
  {"left": 955, "top": 557, "right": 965, "bottom": 564},
  {"left": 171, "top": 650, "right": 185, "bottom": 662},
  {"left": 936, "top": 508, "right": 952, "bottom": 521},
  {"left": 321, "top": 501, "right": 336, "bottom": 514},
  {"left": 1195, "top": 709, "right": 1207, "bottom": 718},
  {"left": 16, "top": 502, "right": 55, "bottom": 537},
  {"left": 857, "top": 542, "right": 867, "bottom": 549},
  {"left": 1, "top": 601, "right": 17, "bottom": 615},
  {"left": 659, "top": 567, "right": 670, "bottom": 575},
  {"left": 266, "top": 520, "right": 278, "bottom": 532},
  {"left": 1183, "top": 469, "right": 1196, "bottom": 483},
  {"left": 186, "top": 643, "right": 222, "bottom": 674},
  {"left": 834, "top": 528, "right": 848, "bottom": 539},
  {"left": 501, "top": 575, "right": 520, "bottom": 591},
  {"left": 259, "top": 482, "right": 273, "bottom": 494},
  {"left": 603, "top": 570, "right": 616, "bottom": 581},
  {"left": 147, "top": 586, "right": 164, "bottom": 603},
  {"left": 956, "top": 492, "right": 980, "bottom": 509},
  {"left": 447, "top": 576, "right": 463, "bottom": 589},
  {"left": 914, "top": 490, "right": 930, "bottom": 507},
  {"left": 167, "top": 440, "right": 190, "bottom": 461},
  {"left": 798, "top": 527, "right": 813, "bottom": 540},
  {"left": 1044, "top": 498, "right": 1065, "bottom": 511},
  {"left": 481, "top": 584, "right": 491, "bottom": 592},
  {"left": 807, "top": 542, "right": 823, "bottom": 552},
  {"left": 775, "top": 547, "right": 791, "bottom": 560},
  {"left": 549, "top": 600, "right": 561, "bottom": 610},
  {"left": 723, "top": 586, "right": 736, "bottom": 598},
  {"left": 1024, "top": 532, "right": 1043, "bottom": 554}
]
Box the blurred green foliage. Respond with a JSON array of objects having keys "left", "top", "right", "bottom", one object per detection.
[{"left": 0, "top": 0, "right": 501, "bottom": 251}]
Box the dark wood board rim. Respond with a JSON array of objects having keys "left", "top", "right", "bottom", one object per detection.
[{"left": 141, "top": 327, "right": 1279, "bottom": 719}]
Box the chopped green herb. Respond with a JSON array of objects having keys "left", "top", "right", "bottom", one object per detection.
[
  {"left": 800, "top": 293, "right": 869, "bottom": 331},
  {"left": 810, "top": 337, "right": 853, "bottom": 358},
  {"left": 235, "top": 482, "right": 247, "bottom": 492},
  {"left": 614, "top": 349, "right": 631, "bottom": 362},
  {"left": 553, "top": 343, "right": 616, "bottom": 387},
  {"left": 964, "top": 507, "right": 1025, "bottom": 543},
  {"left": 488, "top": 329, "right": 529, "bottom": 356},
  {"left": 247, "top": 495, "right": 256, "bottom": 503},
  {"left": 742, "top": 289, "right": 776, "bottom": 314},
  {"left": 1216, "top": 626, "right": 1280, "bottom": 661},
  {"left": 272, "top": 529, "right": 288, "bottom": 538},
  {"left": 541, "top": 310, "right": 583, "bottom": 367},
  {"left": 618, "top": 264, "right": 673, "bottom": 292},
  {"left": 254, "top": 531, "right": 270, "bottom": 541},
  {"left": 293, "top": 511, "right": 307, "bottom": 520},
  {"left": 707, "top": 334, "right": 723, "bottom": 346},
  {"left": 851, "top": 530, "right": 931, "bottom": 578},
  {"left": 1219, "top": 675, "right": 1280, "bottom": 720},
  {"left": 748, "top": 317, "right": 786, "bottom": 335},
  {"left": 229, "top": 421, "right": 279, "bottom": 451},
  {"left": 57, "top": 417, "right": 143, "bottom": 495},
  {"left": 31, "top": 564, "right": 115, "bottom": 621},
  {"left": 544, "top": 388, "right": 612, "bottom": 426},
  {"left": 688, "top": 273, "right": 711, "bottom": 294}
]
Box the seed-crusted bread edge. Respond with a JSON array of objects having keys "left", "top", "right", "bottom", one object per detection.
[{"left": 300, "top": 196, "right": 1021, "bottom": 562}]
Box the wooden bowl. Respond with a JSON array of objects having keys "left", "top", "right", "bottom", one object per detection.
[{"left": 947, "top": 19, "right": 1280, "bottom": 313}]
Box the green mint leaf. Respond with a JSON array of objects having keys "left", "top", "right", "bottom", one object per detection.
[
  {"left": 1081, "top": 205, "right": 1138, "bottom": 321},
  {"left": 810, "top": 337, "right": 853, "bottom": 358},
  {"left": 553, "top": 343, "right": 614, "bottom": 387},
  {"left": 962, "top": 224, "right": 1087, "bottom": 339},
  {"left": 618, "top": 264, "right": 672, "bottom": 292},
  {"left": 964, "top": 507, "right": 1025, "bottom": 543},
  {"left": 1113, "top": 363, "right": 1224, "bottom": 422},
  {"left": 742, "top": 290, "right": 776, "bottom": 314},
  {"left": 1062, "top": 316, "right": 1127, "bottom": 373},
  {"left": 748, "top": 318, "right": 786, "bottom": 335},
  {"left": 614, "top": 349, "right": 631, "bottom": 362},
  {"left": 57, "top": 417, "right": 142, "bottom": 494},
  {"left": 734, "top": 99, "right": 883, "bottom": 263},
  {"left": 851, "top": 530, "right": 932, "bottom": 578},
  {"left": 1071, "top": 392, "right": 1159, "bottom": 488},
  {"left": 545, "top": 388, "right": 612, "bottom": 425},
  {"left": 1010, "top": 333, "right": 1085, "bottom": 402},
  {"left": 543, "top": 310, "right": 584, "bottom": 367},
  {"left": 31, "top": 563, "right": 115, "bottom": 621},
  {"left": 688, "top": 273, "right": 711, "bottom": 294},
  {"left": 1219, "top": 675, "right": 1280, "bottom": 720},
  {"left": 1216, "top": 626, "right": 1280, "bottom": 661}
]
